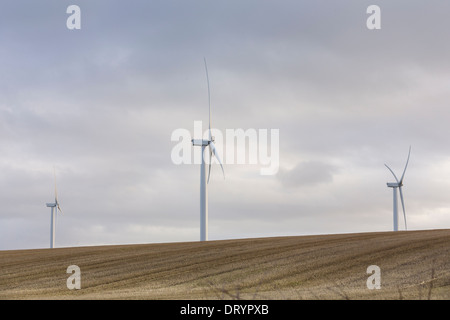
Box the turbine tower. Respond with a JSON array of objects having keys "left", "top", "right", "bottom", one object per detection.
[
  {"left": 385, "top": 146, "right": 411, "bottom": 232},
  {"left": 192, "top": 58, "right": 225, "bottom": 241},
  {"left": 46, "top": 168, "right": 63, "bottom": 248}
]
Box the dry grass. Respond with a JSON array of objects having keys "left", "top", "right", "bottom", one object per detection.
[{"left": 1, "top": 229, "right": 449, "bottom": 299}]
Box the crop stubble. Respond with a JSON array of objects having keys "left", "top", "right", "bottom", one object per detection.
[{"left": 0, "top": 229, "right": 449, "bottom": 299}]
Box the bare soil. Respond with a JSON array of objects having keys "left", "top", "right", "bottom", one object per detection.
[{"left": 1, "top": 229, "right": 449, "bottom": 299}]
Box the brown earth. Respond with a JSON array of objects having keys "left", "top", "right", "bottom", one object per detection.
[{"left": 1, "top": 229, "right": 449, "bottom": 299}]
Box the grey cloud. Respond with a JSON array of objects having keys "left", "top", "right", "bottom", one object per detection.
[
  {"left": 2, "top": 1, "right": 450, "bottom": 250},
  {"left": 278, "top": 161, "right": 338, "bottom": 188}
]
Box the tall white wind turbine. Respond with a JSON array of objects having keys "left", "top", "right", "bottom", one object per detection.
[
  {"left": 46, "top": 168, "right": 63, "bottom": 248},
  {"left": 385, "top": 146, "right": 411, "bottom": 232},
  {"left": 192, "top": 58, "right": 225, "bottom": 241}
]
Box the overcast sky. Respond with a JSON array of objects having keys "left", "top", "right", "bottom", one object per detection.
[{"left": 1, "top": 1, "right": 450, "bottom": 250}]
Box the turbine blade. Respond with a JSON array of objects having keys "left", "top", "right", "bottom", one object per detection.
[
  {"left": 207, "top": 147, "right": 212, "bottom": 184},
  {"left": 399, "top": 186, "right": 407, "bottom": 230},
  {"left": 53, "top": 167, "right": 62, "bottom": 214},
  {"left": 385, "top": 164, "right": 400, "bottom": 184},
  {"left": 54, "top": 166, "right": 58, "bottom": 203},
  {"left": 399, "top": 146, "right": 411, "bottom": 184},
  {"left": 209, "top": 141, "right": 225, "bottom": 179},
  {"left": 204, "top": 57, "right": 211, "bottom": 140}
]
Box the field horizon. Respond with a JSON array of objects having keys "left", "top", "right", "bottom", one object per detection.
[{"left": 1, "top": 229, "right": 449, "bottom": 300}]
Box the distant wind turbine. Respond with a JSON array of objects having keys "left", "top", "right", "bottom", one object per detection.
[
  {"left": 191, "top": 58, "right": 225, "bottom": 241},
  {"left": 46, "top": 168, "right": 63, "bottom": 248},
  {"left": 385, "top": 146, "right": 411, "bottom": 232}
]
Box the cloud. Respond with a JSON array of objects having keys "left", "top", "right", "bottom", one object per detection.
[
  {"left": 1, "top": 1, "right": 450, "bottom": 250},
  {"left": 278, "top": 161, "right": 338, "bottom": 189}
]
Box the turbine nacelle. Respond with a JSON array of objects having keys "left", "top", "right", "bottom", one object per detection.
[
  {"left": 192, "top": 139, "right": 212, "bottom": 147},
  {"left": 386, "top": 182, "right": 402, "bottom": 188},
  {"left": 46, "top": 203, "right": 57, "bottom": 208}
]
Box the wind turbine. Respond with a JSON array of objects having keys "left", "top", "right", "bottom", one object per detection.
[
  {"left": 385, "top": 146, "right": 411, "bottom": 232},
  {"left": 192, "top": 58, "right": 225, "bottom": 241},
  {"left": 46, "top": 168, "right": 63, "bottom": 248}
]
